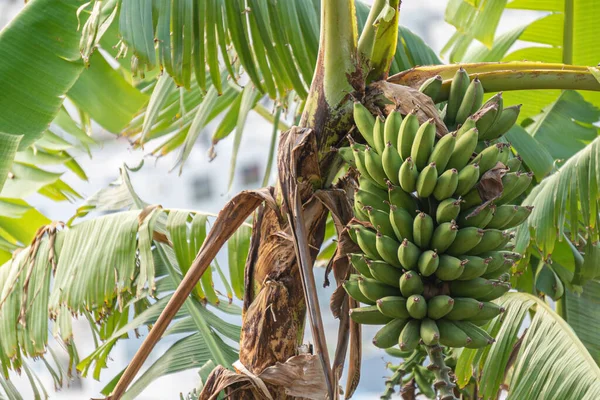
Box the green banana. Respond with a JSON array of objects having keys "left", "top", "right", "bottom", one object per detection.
[
  {"left": 446, "top": 227, "right": 484, "bottom": 256},
  {"left": 413, "top": 212, "right": 434, "bottom": 249},
  {"left": 356, "top": 189, "right": 386, "bottom": 212},
  {"left": 354, "top": 225, "right": 381, "bottom": 260},
  {"left": 398, "top": 238, "right": 422, "bottom": 270},
  {"left": 349, "top": 253, "right": 375, "bottom": 278},
  {"left": 472, "top": 103, "right": 500, "bottom": 138},
  {"left": 496, "top": 171, "right": 518, "bottom": 201},
  {"left": 481, "top": 104, "right": 521, "bottom": 141},
  {"left": 400, "top": 271, "right": 424, "bottom": 296},
  {"left": 389, "top": 205, "right": 414, "bottom": 242},
  {"left": 458, "top": 205, "right": 495, "bottom": 228},
  {"left": 411, "top": 119, "right": 437, "bottom": 170},
  {"left": 456, "top": 77, "right": 484, "bottom": 125},
  {"left": 445, "top": 67, "right": 470, "bottom": 127},
  {"left": 407, "top": 294, "right": 427, "bottom": 319},
  {"left": 498, "top": 272, "right": 511, "bottom": 282},
  {"left": 344, "top": 278, "right": 376, "bottom": 305},
  {"left": 468, "top": 229, "right": 509, "bottom": 255},
  {"left": 348, "top": 225, "right": 358, "bottom": 242},
  {"left": 359, "top": 176, "right": 389, "bottom": 202},
  {"left": 382, "top": 142, "right": 403, "bottom": 186},
  {"left": 418, "top": 250, "right": 439, "bottom": 277},
  {"left": 420, "top": 318, "right": 440, "bottom": 345},
  {"left": 435, "top": 255, "right": 467, "bottom": 281},
  {"left": 398, "top": 111, "right": 420, "bottom": 160},
  {"left": 456, "top": 116, "right": 476, "bottom": 139},
  {"left": 436, "top": 198, "right": 461, "bottom": 224},
  {"left": 398, "top": 157, "right": 418, "bottom": 193},
  {"left": 497, "top": 143, "right": 510, "bottom": 165},
  {"left": 444, "top": 297, "right": 483, "bottom": 320},
  {"left": 430, "top": 221, "right": 458, "bottom": 253},
  {"left": 478, "top": 281, "right": 511, "bottom": 301},
  {"left": 337, "top": 146, "right": 355, "bottom": 166},
  {"left": 476, "top": 302, "right": 504, "bottom": 320},
  {"left": 376, "top": 232, "right": 402, "bottom": 267},
  {"left": 447, "top": 127, "right": 478, "bottom": 170},
  {"left": 454, "top": 321, "right": 494, "bottom": 348},
  {"left": 458, "top": 256, "right": 490, "bottom": 280},
  {"left": 377, "top": 296, "right": 410, "bottom": 319},
  {"left": 480, "top": 252, "right": 513, "bottom": 276},
  {"left": 419, "top": 75, "right": 443, "bottom": 102},
  {"left": 373, "top": 116, "right": 386, "bottom": 153},
  {"left": 385, "top": 347, "right": 414, "bottom": 358},
  {"left": 486, "top": 265, "right": 513, "bottom": 281},
  {"left": 416, "top": 162, "right": 438, "bottom": 198},
  {"left": 367, "top": 208, "right": 395, "bottom": 238},
  {"left": 433, "top": 168, "right": 459, "bottom": 201},
  {"left": 353, "top": 102, "right": 377, "bottom": 148},
  {"left": 352, "top": 144, "right": 376, "bottom": 186},
  {"left": 471, "top": 143, "right": 503, "bottom": 174},
  {"left": 462, "top": 189, "right": 483, "bottom": 210},
  {"left": 485, "top": 205, "right": 518, "bottom": 229},
  {"left": 449, "top": 277, "right": 496, "bottom": 300},
  {"left": 384, "top": 110, "right": 403, "bottom": 147},
  {"left": 427, "top": 295, "right": 454, "bottom": 319},
  {"left": 373, "top": 318, "right": 408, "bottom": 349},
  {"left": 350, "top": 305, "right": 394, "bottom": 325},
  {"left": 497, "top": 171, "right": 533, "bottom": 205},
  {"left": 358, "top": 276, "right": 401, "bottom": 302},
  {"left": 389, "top": 185, "right": 418, "bottom": 215},
  {"left": 368, "top": 260, "right": 403, "bottom": 287},
  {"left": 455, "top": 163, "right": 480, "bottom": 196},
  {"left": 354, "top": 203, "right": 369, "bottom": 222},
  {"left": 365, "top": 146, "right": 388, "bottom": 187},
  {"left": 399, "top": 319, "right": 421, "bottom": 351},
  {"left": 354, "top": 201, "right": 369, "bottom": 221},
  {"left": 437, "top": 319, "right": 471, "bottom": 348},
  {"left": 428, "top": 132, "right": 457, "bottom": 173},
  {"left": 506, "top": 155, "right": 522, "bottom": 172},
  {"left": 505, "top": 205, "right": 533, "bottom": 228}
]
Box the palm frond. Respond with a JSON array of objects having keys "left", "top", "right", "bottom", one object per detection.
[
  {"left": 0, "top": 165, "right": 252, "bottom": 397},
  {"left": 67, "top": 51, "right": 149, "bottom": 134},
  {"left": 0, "top": 134, "right": 21, "bottom": 193},
  {"left": 566, "top": 280, "right": 600, "bottom": 363},
  {"left": 519, "top": 135, "right": 600, "bottom": 256},
  {"left": 456, "top": 292, "right": 600, "bottom": 400},
  {"left": 0, "top": 0, "right": 85, "bottom": 149},
  {"left": 113, "top": 0, "right": 440, "bottom": 172},
  {"left": 444, "top": 0, "right": 600, "bottom": 120}
]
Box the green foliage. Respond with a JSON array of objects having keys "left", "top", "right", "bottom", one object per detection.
[
  {"left": 456, "top": 293, "right": 600, "bottom": 399},
  {"left": 0, "top": 0, "right": 85, "bottom": 149},
  {"left": 0, "top": 167, "right": 249, "bottom": 398}
]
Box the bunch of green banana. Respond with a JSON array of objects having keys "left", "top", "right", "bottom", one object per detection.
[{"left": 342, "top": 73, "right": 533, "bottom": 353}]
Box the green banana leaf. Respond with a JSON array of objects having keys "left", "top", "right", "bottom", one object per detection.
[{"left": 0, "top": 0, "right": 85, "bottom": 150}]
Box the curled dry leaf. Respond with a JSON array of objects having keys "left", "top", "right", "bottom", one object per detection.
[
  {"left": 365, "top": 81, "right": 448, "bottom": 137},
  {"left": 199, "top": 355, "right": 327, "bottom": 400}
]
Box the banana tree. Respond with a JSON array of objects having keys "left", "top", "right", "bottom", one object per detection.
[{"left": 1, "top": 0, "right": 600, "bottom": 399}]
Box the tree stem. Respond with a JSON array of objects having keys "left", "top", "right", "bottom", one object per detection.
[
  {"left": 426, "top": 345, "right": 458, "bottom": 400},
  {"left": 315, "top": 0, "right": 359, "bottom": 108},
  {"left": 563, "top": 0, "right": 574, "bottom": 65},
  {"left": 388, "top": 62, "right": 600, "bottom": 97}
]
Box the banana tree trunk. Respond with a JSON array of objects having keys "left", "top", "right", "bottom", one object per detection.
[{"left": 237, "top": 1, "right": 361, "bottom": 398}]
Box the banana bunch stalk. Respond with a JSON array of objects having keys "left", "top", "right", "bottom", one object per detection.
[
  {"left": 341, "top": 68, "right": 533, "bottom": 355},
  {"left": 381, "top": 347, "right": 438, "bottom": 399}
]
